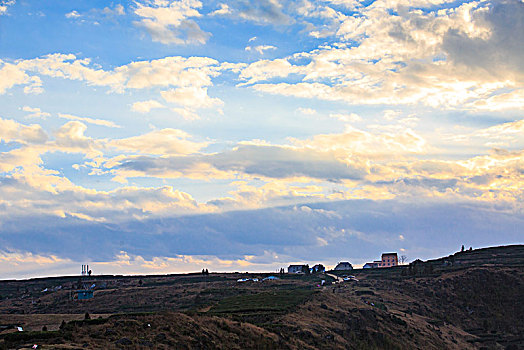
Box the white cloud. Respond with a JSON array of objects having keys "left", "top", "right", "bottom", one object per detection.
[
  {"left": 0, "top": 0, "right": 15, "bottom": 16},
  {"left": 245, "top": 45, "right": 277, "bottom": 54},
  {"left": 171, "top": 107, "right": 201, "bottom": 120},
  {"left": 131, "top": 99, "right": 166, "bottom": 113},
  {"left": 0, "top": 54, "right": 225, "bottom": 101},
  {"left": 109, "top": 128, "right": 207, "bottom": 155},
  {"left": 210, "top": 3, "right": 230, "bottom": 16},
  {"left": 0, "top": 117, "right": 48, "bottom": 144},
  {"left": 134, "top": 0, "right": 210, "bottom": 45},
  {"left": 54, "top": 121, "right": 94, "bottom": 150},
  {"left": 329, "top": 113, "right": 361, "bottom": 122},
  {"left": 22, "top": 106, "right": 51, "bottom": 119},
  {"left": 57, "top": 113, "right": 121, "bottom": 128},
  {"left": 161, "top": 86, "right": 223, "bottom": 109},
  {"left": 65, "top": 10, "right": 81, "bottom": 18},
  {"left": 296, "top": 107, "right": 316, "bottom": 115},
  {"left": 102, "top": 4, "right": 125, "bottom": 16},
  {"left": 238, "top": 1, "right": 524, "bottom": 110},
  {"left": 0, "top": 61, "right": 30, "bottom": 93}
]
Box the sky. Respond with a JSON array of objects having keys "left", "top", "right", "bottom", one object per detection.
[{"left": 0, "top": 0, "right": 522, "bottom": 279}]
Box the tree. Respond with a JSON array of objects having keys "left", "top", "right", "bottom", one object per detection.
[
  {"left": 400, "top": 255, "right": 408, "bottom": 265},
  {"left": 304, "top": 264, "right": 310, "bottom": 275},
  {"left": 313, "top": 264, "right": 325, "bottom": 273}
]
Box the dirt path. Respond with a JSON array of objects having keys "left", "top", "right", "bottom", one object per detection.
[{"left": 325, "top": 273, "right": 340, "bottom": 282}]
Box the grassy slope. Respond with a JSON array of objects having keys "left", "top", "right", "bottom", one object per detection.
[{"left": 0, "top": 245, "right": 522, "bottom": 349}]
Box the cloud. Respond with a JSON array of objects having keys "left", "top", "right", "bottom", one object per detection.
[
  {"left": 442, "top": 0, "right": 524, "bottom": 80},
  {"left": 0, "top": 117, "right": 48, "bottom": 144},
  {"left": 0, "top": 61, "right": 30, "bottom": 93},
  {"left": 102, "top": 4, "right": 125, "bottom": 16},
  {"left": 329, "top": 113, "right": 362, "bottom": 122},
  {"left": 65, "top": 10, "right": 81, "bottom": 19},
  {"left": 210, "top": 3, "right": 230, "bottom": 16},
  {"left": 0, "top": 54, "right": 222, "bottom": 94},
  {"left": 57, "top": 113, "right": 121, "bottom": 128},
  {"left": 54, "top": 121, "right": 96, "bottom": 150},
  {"left": 110, "top": 143, "right": 366, "bottom": 181},
  {"left": 134, "top": 0, "right": 210, "bottom": 45},
  {"left": 291, "top": 124, "right": 428, "bottom": 156},
  {"left": 161, "top": 86, "right": 223, "bottom": 109},
  {"left": 131, "top": 100, "right": 166, "bottom": 113},
  {"left": 444, "top": 119, "right": 524, "bottom": 148},
  {"left": 234, "top": 0, "right": 292, "bottom": 25},
  {"left": 237, "top": 1, "right": 524, "bottom": 110},
  {"left": 296, "top": 107, "right": 316, "bottom": 115},
  {"left": 22, "top": 106, "right": 51, "bottom": 119},
  {"left": 108, "top": 128, "right": 208, "bottom": 156},
  {"left": 245, "top": 45, "right": 277, "bottom": 54},
  {"left": 0, "top": 199, "right": 521, "bottom": 275},
  {"left": 171, "top": 107, "right": 201, "bottom": 120},
  {"left": 0, "top": 0, "right": 15, "bottom": 16}
]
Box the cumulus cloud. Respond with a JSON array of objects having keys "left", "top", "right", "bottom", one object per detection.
[
  {"left": 134, "top": 0, "right": 210, "bottom": 45},
  {"left": 442, "top": 0, "right": 524, "bottom": 80},
  {"left": 54, "top": 121, "right": 96, "bottom": 150},
  {"left": 0, "top": 61, "right": 30, "bottom": 93},
  {"left": 238, "top": 0, "right": 524, "bottom": 110},
  {"left": 131, "top": 100, "right": 166, "bottom": 113},
  {"left": 0, "top": 55, "right": 230, "bottom": 120},
  {"left": 210, "top": 3, "right": 230, "bottom": 16},
  {"left": 161, "top": 86, "right": 223, "bottom": 109},
  {"left": 0, "top": 117, "right": 48, "bottom": 144}
]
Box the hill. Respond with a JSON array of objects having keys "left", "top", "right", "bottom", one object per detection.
[{"left": 0, "top": 245, "right": 523, "bottom": 349}]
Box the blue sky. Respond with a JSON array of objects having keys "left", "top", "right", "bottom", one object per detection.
[{"left": 0, "top": 0, "right": 522, "bottom": 278}]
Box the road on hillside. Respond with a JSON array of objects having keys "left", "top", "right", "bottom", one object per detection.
[{"left": 325, "top": 273, "right": 340, "bottom": 282}]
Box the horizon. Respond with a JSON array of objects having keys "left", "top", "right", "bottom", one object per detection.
[
  {"left": 0, "top": 0, "right": 523, "bottom": 280},
  {"left": 3, "top": 243, "right": 522, "bottom": 281}
]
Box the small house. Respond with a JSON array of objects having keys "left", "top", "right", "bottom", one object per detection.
[
  {"left": 334, "top": 262, "right": 353, "bottom": 270},
  {"left": 288, "top": 265, "right": 308, "bottom": 274}
]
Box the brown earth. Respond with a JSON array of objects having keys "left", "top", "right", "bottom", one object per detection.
[{"left": 0, "top": 245, "right": 522, "bottom": 349}]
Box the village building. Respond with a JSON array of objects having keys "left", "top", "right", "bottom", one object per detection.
[
  {"left": 334, "top": 262, "right": 353, "bottom": 270},
  {"left": 380, "top": 253, "right": 398, "bottom": 267},
  {"left": 363, "top": 253, "right": 399, "bottom": 268},
  {"left": 287, "top": 265, "right": 309, "bottom": 274}
]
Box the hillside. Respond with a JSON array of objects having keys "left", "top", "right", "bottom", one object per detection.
[{"left": 0, "top": 245, "right": 523, "bottom": 349}]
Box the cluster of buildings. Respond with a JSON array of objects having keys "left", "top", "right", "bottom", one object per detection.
[
  {"left": 287, "top": 253, "right": 399, "bottom": 273},
  {"left": 363, "top": 253, "right": 398, "bottom": 269}
]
